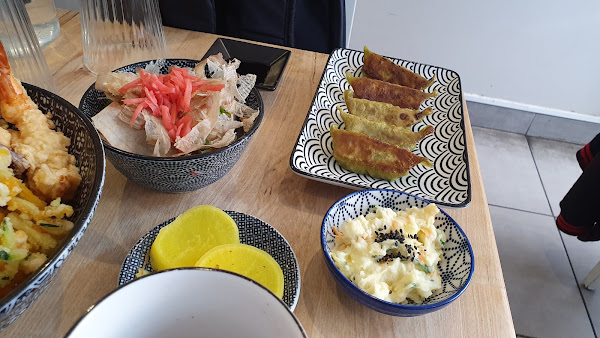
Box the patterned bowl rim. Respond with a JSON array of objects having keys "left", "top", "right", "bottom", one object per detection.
[
  {"left": 0, "top": 83, "right": 106, "bottom": 309},
  {"left": 320, "top": 188, "right": 475, "bottom": 310},
  {"left": 118, "top": 210, "right": 302, "bottom": 310},
  {"left": 67, "top": 268, "right": 307, "bottom": 338},
  {"left": 78, "top": 58, "right": 264, "bottom": 162},
  {"left": 288, "top": 47, "right": 472, "bottom": 209}
]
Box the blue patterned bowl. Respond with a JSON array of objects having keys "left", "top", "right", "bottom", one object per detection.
[
  {"left": 118, "top": 211, "right": 301, "bottom": 310},
  {"left": 321, "top": 189, "right": 473, "bottom": 316},
  {"left": 0, "top": 84, "right": 105, "bottom": 330},
  {"left": 79, "top": 59, "right": 263, "bottom": 193}
]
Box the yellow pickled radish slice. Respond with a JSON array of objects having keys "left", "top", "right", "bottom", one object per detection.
[
  {"left": 195, "top": 243, "right": 284, "bottom": 298},
  {"left": 150, "top": 205, "right": 239, "bottom": 271}
]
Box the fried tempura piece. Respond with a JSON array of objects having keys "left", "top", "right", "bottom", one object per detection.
[
  {"left": 0, "top": 42, "right": 81, "bottom": 202},
  {"left": 331, "top": 125, "right": 432, "bottom": 181},
  {"left": 363, "top": 46, "right": 435, "bottom": 90},
  {"left": 347, "top": 74, "right": 437, "bottom": 110},
  {"left": 0, "top": 125, "right": 10, "bottom": 146},
  {"left": 344, "top": 90, "right": 432, "bottom": 128},
  {"left": 339, "top": 110, "right": 433, "bottom": 150}
]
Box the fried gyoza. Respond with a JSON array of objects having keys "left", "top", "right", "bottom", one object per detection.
[
  {"left": 344, "top": 90, "right": 432, "bottom": 128},
  {"left": 347, "top": 74, "right": 437, "bottom": 110},
  {"left": 362, "top": 46, "right": 435, "bottom": 90},
  {"left": 330, "top": 125, "right": 431, "bottom": 181},
  {"left": 339, "top": 110, "right": 433, "bottom": 151}
]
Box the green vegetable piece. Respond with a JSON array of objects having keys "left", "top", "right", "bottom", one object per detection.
[
  {"left": 436, "top": 229, "right": 446, "bottom": 247},
  {"left": 415, "top": 262, "right": 432, "bottom": 273},
  {"left": 219, "top": 107, "right": 231, "bottom": 117},
  {"left": 39, "top": 223, "right": 60, "bottom": 228},
  {"left": 9, "top": 249, "right": 28, "bottom": 261},
  {"left": 0, "top": 250, "right": 9, "bottom": 261},
  {"left": 1, "top": 218, "right": 15, "bottom": 250}
]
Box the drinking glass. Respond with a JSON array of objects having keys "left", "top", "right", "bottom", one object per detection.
[
  {"left": 0, "top": 0, "right": 56, "bottom": 92},
  {"left": 24, "top": 0, "right": 60, "bottom": 46},
  {"left": 80, "top": 0, "right": 167, "bottom": 75}
]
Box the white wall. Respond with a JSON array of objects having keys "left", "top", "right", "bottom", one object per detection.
[
  {"left": 345, "top": 0, "right": 356, "bottom": 47},
  {"left": 349, "top": 0, "right": 600, "bottom": 121}
]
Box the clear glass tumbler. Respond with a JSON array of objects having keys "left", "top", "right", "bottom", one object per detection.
[
  {"left": 24, "top": 0, "right": 61, "bottom": 47},
  {"left": 0, "top": 0, "right": 56, "bottom": 92},
  {"left": 80, "top": 0, "right": 167, "bottom": 75}
]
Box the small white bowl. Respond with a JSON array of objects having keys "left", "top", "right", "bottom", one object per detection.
[{"left": 68, "top": 268, "right": 306, "bottom": 338}]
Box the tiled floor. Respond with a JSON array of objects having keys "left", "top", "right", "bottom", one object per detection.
[{"left": 472, "top": 127, "right": 600, "bottom": 338}]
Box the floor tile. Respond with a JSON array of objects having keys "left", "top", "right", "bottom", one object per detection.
[
  {"left": 528, "top": 137, "right": 582, "bottom": 216},
  {"left": 472, "top": 127, "right": 551, "bottom": 215},
  {"left": 467, "top": 101, "right": 534, "bottom": 135},
  {"left": 489, "top": 206, "right": 595, "bottom": 338},
  {"left": 527, "top": 114, "right": 599, "bottom": 145},
  {"left": 561, "top": 233, "right": 600, "bottom": 334}
]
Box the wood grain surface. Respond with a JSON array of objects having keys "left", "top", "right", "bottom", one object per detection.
[{"left": 3, "top": 10, "right": 515, "bottom": 337}]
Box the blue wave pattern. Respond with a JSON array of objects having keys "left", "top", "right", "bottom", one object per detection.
[{"left": 292, "top": 49, "right": 469, "bottom": 206}]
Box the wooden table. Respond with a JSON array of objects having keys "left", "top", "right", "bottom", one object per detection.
[{"left": 4, "top": 10, "right": 515, "bottom": 337}]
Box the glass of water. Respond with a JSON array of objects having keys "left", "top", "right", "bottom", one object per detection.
[
  {"left": 80, "top": 0, "right": 167, "bottom": 75},
  {"left": 24, "top": 0, "right": 60, "bottom": 47},
  {"left": 0, "top": 0, "right": 56, "bottom": 92}
]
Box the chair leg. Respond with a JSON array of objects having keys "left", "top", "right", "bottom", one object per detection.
[{"left": 583, "top": 260, "right": 600, "bottom": 290}]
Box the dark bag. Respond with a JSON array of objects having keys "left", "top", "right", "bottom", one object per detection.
[{"left": 557, "top": 134, "right": 600, "bottom": 242}]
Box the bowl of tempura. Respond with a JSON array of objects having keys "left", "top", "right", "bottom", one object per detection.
[{"left": 0, "top": 44, "right": 105, "bottom": 330}]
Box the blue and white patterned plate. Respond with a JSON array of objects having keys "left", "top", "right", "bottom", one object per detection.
[
  {"left": 290, "top": 48, "right": 471, "bottom": 208},
  {"left": 321, "top": 189, "right": 474, "bottom": 316},
  {"left": 119, "top": 211, "right": 300, "bottom": 310}
]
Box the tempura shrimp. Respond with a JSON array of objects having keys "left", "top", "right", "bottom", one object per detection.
[{"left": 0, "top": 42, "right": 81, "bottom": 202}]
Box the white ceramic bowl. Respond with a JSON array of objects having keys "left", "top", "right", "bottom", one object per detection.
[{"left": 67, "top": 268, "right": 306, "bottom": 338}]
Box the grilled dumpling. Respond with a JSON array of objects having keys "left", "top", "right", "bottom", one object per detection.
[
  {"left": 346, "top": 74, "right": 438, "bottom": 110},
  {"left": 362, "top": 46, "right": 435, "bottom": 90},
  {"left": 344, "top": 90, "right": 432, "bottom": 128},
  {"left": 330, "top": 125, "right": 432, "bottom": 181},
  {"left": 339, "top": 110, "right": 433, "bottom": 150}
]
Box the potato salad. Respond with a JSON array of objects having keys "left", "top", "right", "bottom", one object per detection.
[{"left": 330, "top": 204, "right": 445, "bottom": 304}]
